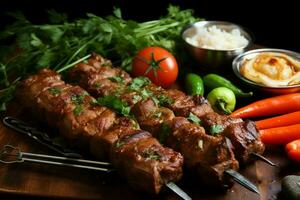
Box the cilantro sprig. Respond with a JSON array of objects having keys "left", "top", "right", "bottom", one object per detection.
[{"left": 0, "top": 5, "right": 201, "bottom": 111}]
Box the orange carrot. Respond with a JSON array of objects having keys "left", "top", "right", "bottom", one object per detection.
[
  {"left": 231, "top": 93, "right": 300, "bottom": 118},
  {"left": 285, "top": 139, "right": 300, "bottom": 163},
  {"left": 260, "top": 124, "right": 300, "bottom": 145},
  {"left": 256, "top": 111, "right": 300, "bottom": 130}
]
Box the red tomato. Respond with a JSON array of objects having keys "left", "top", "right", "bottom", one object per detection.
[{"left": 132, "top": 46, "right": 178, "bottom": 88}]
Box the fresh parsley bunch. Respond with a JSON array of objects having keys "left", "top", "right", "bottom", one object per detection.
[{"left": 0, "top": 5, "right": 201, "bottom": 111}]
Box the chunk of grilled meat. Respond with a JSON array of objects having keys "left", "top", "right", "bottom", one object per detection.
[
  {"left": 111, "top": 130, "right": 183, "bottom": 194},
  {"left": 223, "top": 120, "right": 265, "bottom": 164},
  {"left": 68, "top": 53, "right": 131, "bottom": 97},
  {"left": 200, "top": 112, "right": 264, "bottom": 164},
  {"left": 69, "top": 53, "right": 265, "bottom": 165},
  {"left": 131, "top": 99, "right": 175, "bottom": 137},
  {"left": 164, "top": 117, "right": 239, "bottom": 187},
  {"left": 151, "top": 87, "right": 214, "bottom": 118},
  {"left": 17, "top": 69, "right": 184, "bottom": 194},
  {"left": 69, "top": 56, "right": 240, "bottom": 187}
]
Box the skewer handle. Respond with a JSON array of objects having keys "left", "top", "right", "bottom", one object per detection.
[{"left": 0, "top": 145, "right": 113, "bottom": 172}]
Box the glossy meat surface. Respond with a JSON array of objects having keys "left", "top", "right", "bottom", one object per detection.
[{"left": 17, "top": 68, "right": 184, "bottom": 194}]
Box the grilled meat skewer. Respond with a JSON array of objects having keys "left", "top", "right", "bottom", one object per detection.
[
  {"left": 16, "top": 69, "right": 184, "bottom": 194},
  {"left": 69, "top": 53, "right": 265, "bottom": 165},
  {"left": 68, "top": 54, "right": 257, "bottom": 188}
]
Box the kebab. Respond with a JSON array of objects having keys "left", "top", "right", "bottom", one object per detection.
[
  {"left": 68, "top": 53, "right": 266, "bottom": 165},
  {"left": 67, "top": 53, "right": 260, "bottom": 192},
  {"left": 16, "top": 68, "right": 184, "bottom": 195}
]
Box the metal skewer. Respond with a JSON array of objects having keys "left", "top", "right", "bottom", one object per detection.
[
  {"left": 0, "top": 145, "right": 191, "bottom": 200},
  {"left": 225, "top": 169, "right": 259, "bottom": 194},
  {"left": 250, "top": 153, "right": 278, "bottom": 167},
  {"left": 3, "top": 116, "right": 261, "bottom": 195},
  {"left": 2, "top": 117, "right": 192, "bottom": 200},
  {"left": 3, "top": 117, "right": 82, "bottom": 158},
  {"left": 0, "top": 145, "right": 113, "bottom": 172}
]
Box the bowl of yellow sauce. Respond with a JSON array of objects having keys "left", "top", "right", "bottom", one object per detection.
[{"left": 232, "top": 48, "right": 300, "bottom": 94}]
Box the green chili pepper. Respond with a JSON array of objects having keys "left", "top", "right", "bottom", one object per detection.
[
  {"left": 207, "top": 87, "right": 236, "bottom": 114},
  {"left": 203, "top": 74, "right": 253, "bottom": 98},
  {"left": 185, "top": 73, "right": 204, "bottom": 96}
]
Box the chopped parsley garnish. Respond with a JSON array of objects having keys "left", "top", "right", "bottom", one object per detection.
[
  {"left": 139, "top": 88, "right": 160, "bottom": 106},
  {"left": 71, "top": 91, "right": 89, "bottom": 116},
  {"left": 132, "top": 95, "right": 141, "bottom": 104},
  {"left": 140, "top": 88, "right": 152, "bottom": 100},
  {"left": 71, "top": 91, "right": 89, "bottom": 105},
  {"left": 48, "top": 87, "right": 61, "bottom": 96},
  {"left": 128, "top": 77, "right": 151, "bottom": 91},
  {"left": 187, "top": 112, "right": 201, "bottom": 125},
  {"left": 209, "top": 124, "right": 224, "bottom": 136},
  {"left": 73, "top": 104, "right": 84, "bottom": 116},
  {"left": 153, "top": 111, "right": 162, "bottom": 118},
  {"left": 97, "top": 95, "right": 131, "bottom": 117},
  {"left": 142, "top": 149, "right": 161, "bottom": 160},
  {"left": 157, "top": 94, "right": 174, "bottom": 106},
  {"left": 115, "top": 140, "right": 125, "bottom": 148},
  {"left": 109, "top": 76, "right": 125, "bottom": 84}
]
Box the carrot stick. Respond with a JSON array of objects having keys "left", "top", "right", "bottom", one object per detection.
[
  {"left": 231, "top": 93, "right": 300, "bottom": 118},
  {"left": 256, "top": 111, "right": 300, "bottom": 130},
  {"left": 260, "top": 124, "right": 300, "bottom": 145}
]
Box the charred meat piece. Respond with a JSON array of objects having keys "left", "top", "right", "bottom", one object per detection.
[
  {"left": 90, "top": 117, "right": 139, "bottom": 160},
  {"left": 16, "top": 69, "right": 64, "bottom": 112},
  {"left": 164, "top": 117, "right": 239, "bottom": 187},
  {"left": 68, "top": 54, "right": 131, "bottom": 97},
  {"left": 18, "top": 69, "right": 184, "bottom": 194},
  {"left": 223, "top": 120, "right": 265, "bottom": 164},
  {"left": 149, "top": 88, "right": 214, "bottom": 118},
  {"left": 111, "top": 131, "right": 183, "bottom": 194},
  {"left": 200, "top": 112, "right": 243, "bottom": 136},
  {"left": 131, "top": 99, "right": 175, "bottom": 137},
  {"left": 200, "top": 112, "right": 265, "bottom": 164},
  {"left": 68, "top": 54, "right": 243, "bottom": 187}
]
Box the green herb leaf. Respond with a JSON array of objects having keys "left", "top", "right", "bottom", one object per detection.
[
  {"left": 73, "top": 104, "right": 84, "bottom": 116},
  {"left": 0, "top": 5, "right": 201, "bottom": 112},
  {"left": 109, "top": 76, "right": 125, "bottom": 84},
  {"left": 132, "top": 95, "right": 141, "bottom": 104},
  {"left": 142, "top": 149, "right": 161, "bottom": 160},
  {"left": 113, "top": 7, "right": 122, "bottom": 19},
  {"left": 128, "top": 77, "right": 151, "bottom": 91},
  {"left": 37, "top": 49, "right": 56, "bottom": 67},
  {"left": 153, "top": 111, "right": 162, "bottom": 118},
  {"left": 209, "top": 124, "right": 224, "bottom": 136},
  {"left": 115, "top": 139, "right": 125, "bottom": 148},
  {"left": 97, "top": 95, "right": 131, "bottom": 116},
  {"left": 71, "top": 92, "right": 89, "bottom": 105},
  {"left": 48, "top": 87, "right": 61, "bottom": 96},
  {"left": 187, "top": 112, "right": 201, "bottom": 125},
  {"left": 157, "top": 94, "right": 174, "bottom": 106}
]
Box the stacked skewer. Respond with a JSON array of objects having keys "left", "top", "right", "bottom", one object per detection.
[{"left": 8, "top": 53, "right": 276, "bottom": 198}]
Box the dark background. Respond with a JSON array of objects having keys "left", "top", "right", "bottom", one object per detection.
[{"left": 0, "top": 0, "right": 299, "bottom": 51}]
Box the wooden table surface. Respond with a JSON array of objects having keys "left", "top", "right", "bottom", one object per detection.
[{"left": 0, "top": 103, "right": 298, "bottom": 200}]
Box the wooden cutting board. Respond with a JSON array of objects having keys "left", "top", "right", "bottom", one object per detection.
[{"left": 0, "top": 103, "right": 296, "bottom": 200}]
